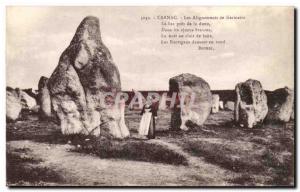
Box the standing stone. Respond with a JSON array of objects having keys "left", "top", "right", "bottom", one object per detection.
[
  {"left": 22, "top": 88, "right": 38, "bottom": 101},
  {"left": 38, "top": 76, "right": 52, "bottom": 119},
  {"left": 211, "top": 94, "right": 220, "bottom": 113},
  {"left": 48, "top": 16, "right": 129, "bottom": 138},
  {"left": 234, "top": 79, "right": 268, "bottom": 128},
  {"left": 219, "top": 101, "right": 224, "bottom": 110},
  {"left": 224, "top": 101, "right": 235, "bottom": 111},
  {"left": 19, "top": 91, "right": 36, "bottom": 110},
  {"left": 6, "top": 87, "right": 22, "bottom": 121},
  {"left": 169, "top": 73, "right": 212, "bottom": 130},
  {"left": 158, "top": 92, "right": 167, "bottom": 110},
  {"left": 266, "top": 87, "right": 294, "bottom": 122}
]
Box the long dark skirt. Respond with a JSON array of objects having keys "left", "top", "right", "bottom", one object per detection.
[{"left": 147, "top": 117, "right": 156, "bottom": 139}]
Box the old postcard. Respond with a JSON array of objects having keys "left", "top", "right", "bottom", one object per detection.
[{"left": 6, "top": 6, "right": 295, "bottom": 187}]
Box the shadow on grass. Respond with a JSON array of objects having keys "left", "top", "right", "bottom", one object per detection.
[
  {"left": 183, "top": 140, "right": 264, "bottom": 173},
  {"left": 7, "top": 152, "right": 64, "bottom": 186},
  {"left": 70, "top": 136, "right": 189, "bottom": 166},
  {"left": 6, "top": 118, "right": 68, "bottom": 145}
]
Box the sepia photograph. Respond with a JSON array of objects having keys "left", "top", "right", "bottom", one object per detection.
[{"left": 5, "top": 6, "right": 295, "bottom": 187}]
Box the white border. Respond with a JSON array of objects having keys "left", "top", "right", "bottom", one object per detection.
[{"left": 1, "top": 0, "right": 300, "bottom": 6}]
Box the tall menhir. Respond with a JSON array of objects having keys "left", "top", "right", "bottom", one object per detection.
[{"left": 48, "top": 16, "right": 128, "bottom": 138}]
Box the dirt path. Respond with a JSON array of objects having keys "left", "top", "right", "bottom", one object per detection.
[{"left": 7, "top": 140, "right": 233, "bottom": 186}]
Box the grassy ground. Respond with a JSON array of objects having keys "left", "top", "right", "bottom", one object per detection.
[
  {"left": 6, "top": 108, "right": 295, "bottom": 186},
  {"left": 6, "top": 147, "right": 64, "bottom": 186}
]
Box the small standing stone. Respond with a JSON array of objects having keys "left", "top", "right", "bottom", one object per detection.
[
  {"left": 169, "top": 73, "right": 212, "bottom": 131},
  {"left": 266, "top": 87, "right": 294, "bottom": 122},
  {"left": 211, "top": 94, "right": 220, "bottom": 113},
  {"left": 234, "top": 79, "right": 268, "bottom": 128}
]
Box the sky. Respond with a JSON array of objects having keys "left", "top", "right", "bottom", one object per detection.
[{"left": 6, "top": 6, "right": 294, "bottom": 91}]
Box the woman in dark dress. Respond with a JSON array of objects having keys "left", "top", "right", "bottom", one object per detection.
[{"left": 138, "top": 97, "right": 158, "bottom": 139}]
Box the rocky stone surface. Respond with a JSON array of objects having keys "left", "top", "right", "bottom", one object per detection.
[
  {"left": 22, "top": 88, "right": 38, "bottom": 101},
  {"left": 6, "top": 87, "right": 22, "bottom": 121},
  {"left": 224, "top": 101, "right": 235, "bottom": 111},
  {"left": 211, "top": 94, "right": 220, "bottom": 113},
  {"left": 234, "top": 79, "right": 268, "bottom": 128},
  {"left": 266, "top": 87, "right": 294, "bottom": 122},
  {"left": 38, "top": 76, "right": 52, "bottom": 119},
  {"left": 6, "top": 87, "right": 38, "bottom": 121},
  {"left": 20, "top": 91, "right": 36, "bottom": 110},
  {"left": 48, "top": 16, "right": 129, "bottom": 138},
  {"left": 169, "top": 73, "right": 212, "bottom": 130},
  {"left": 158, "top": 93, "right": 167, "bottom": 110}
]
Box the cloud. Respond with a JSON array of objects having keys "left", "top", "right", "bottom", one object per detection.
[{"left": 103, "top": 36, "right": 125, "bottom": 46}]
